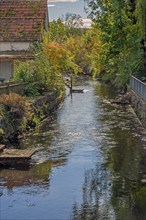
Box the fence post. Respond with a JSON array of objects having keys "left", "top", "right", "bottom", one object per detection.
[{"left": 7, "top": 84, "right": 10, "bottom": 94}]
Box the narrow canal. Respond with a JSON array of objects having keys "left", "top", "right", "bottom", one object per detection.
[{"left": 1, "top": 77, "right": 146, "bottom": 220}]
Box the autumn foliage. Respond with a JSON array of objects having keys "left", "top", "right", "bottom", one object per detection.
[{"left": 44, "top": 41, "right": 81, "bottom": 74}]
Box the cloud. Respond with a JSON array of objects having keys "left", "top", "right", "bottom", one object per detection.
[{"left": 48, "top": 4, "right": 56, "bottom": 7}]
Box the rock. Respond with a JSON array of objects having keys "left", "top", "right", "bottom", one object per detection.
[{"left": 111, "top": 92, "right": 131, "bottom": 105}]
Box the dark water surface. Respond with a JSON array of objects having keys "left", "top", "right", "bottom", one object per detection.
[{"left": 1, "top": 77, "right": 146, "bottom": 220}]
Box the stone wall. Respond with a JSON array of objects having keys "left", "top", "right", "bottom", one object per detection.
[
  {"left": 0, "top": 91, "right": 62, "bottom": 144},
  {"left": 31, "top": 91, "right": 61, "bottom": 118},
  {"left": 130, "top": 90, "right": 146, "bottom": 128}
]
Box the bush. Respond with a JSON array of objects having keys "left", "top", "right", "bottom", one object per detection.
[
  {"left": 13, "top": 60, "right": 36, "bottom": 83},
  {"left": 13, "top": 60, "right": 44, "bottom": 96},
  {"left": 0, "top": 93, "right": 30, "bottom": 119},
  {"left": 0, "top": 93, "right": 31, "bottom": 141},
  {"left": 135, "top": 186, "right": 146, "bottom": 208},
  {"left": 23, "top": 82, "right": 40, "bottom": 97},
  {"left": 0, "top": 128, "right": 4, "bottom": 142}
]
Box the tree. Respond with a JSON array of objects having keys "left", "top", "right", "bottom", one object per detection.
[
  {"left": 60, "top": 13, "right": 84, "bottom": 36},
  {"left": 44, "top": 41, "right": 81, "bottom": 74},
  {"left": 61, "top": 13, "right": 83, "bottom": 28},
  {"left": 45, "top": 19, "right": 67, "bottom": 43},
  {"left": 86, "top": 0, "right": 144, "bottom": 87},
  {"left": 136, "top": 0, "right": 146, "bottom": 75}
]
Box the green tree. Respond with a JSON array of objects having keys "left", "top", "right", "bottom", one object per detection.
[
  {"left": 61, "top": 13, "right": 83, "bottom": 28},
  {"left": 87, "top": 0, "right": 144, "bottom": 87},
  {"left": 136, "top": 0, "right": 146, "bottom": 75},
  {"left": 44, "top": 19, "right": 67, "bottom": 43}
]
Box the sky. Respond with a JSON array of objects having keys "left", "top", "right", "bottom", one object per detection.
[{"left": 47, "top": 0, "right": 92, "bottom": 28}]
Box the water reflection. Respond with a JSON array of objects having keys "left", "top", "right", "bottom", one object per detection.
[
  {"left": 71, "top": 82, "right": 146, "bottom": 220},
  {"left": 0, "top": 159, "right": 66, "bottom": 190},
  {"left": 97, "top": 84, "right": 146, "bottom": 220},
  {"left": 71, "top": 166, "right": 115, "bottom": 220},
  {"left": 1, "top": 78, "right": 146, "bottom": 220}
]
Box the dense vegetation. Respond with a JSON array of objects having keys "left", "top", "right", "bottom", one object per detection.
[
  {"left": 13, "top": 14, "right": 87, "bottom": 98},
  {"left": 13, "top": 0, "right": 146, "bottom": 92},
  {"left": 0, "top": 93, "right": 30, "bottom": 142},
  {"left": 85, "top": 0, "right": 146, "bottom": 87},
  {"left": 11, "top": 13, "right": 105, "bottom": 97},
  {"left": 1, "top": 1, "right": 146, "bottom": 142}
]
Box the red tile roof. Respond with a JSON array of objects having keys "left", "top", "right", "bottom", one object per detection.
[{"left": 0, "top": 0, "right": 48, "bottom": 42}]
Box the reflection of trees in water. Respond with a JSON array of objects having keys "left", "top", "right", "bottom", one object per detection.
[
  {"left": 95, "top": 83, "right": 117, "bottom": 100},
  {"left": 71, "top": 122, "right": 146, "bottom": 219},
  {"left": 0, "top": 159, "right": 66, "bottom": 190},
  {"left": 71, "top": 169, "right": 99, "bottom": 220},
  {"left": 70, "top": 82, "right": 146, "bottom": 220},
  {"left": 103, "top": 125, "right": 146, "bottom": 220},
  {"left": 97, "top": 90, "right": 146, "bottom": 220},
  {"left": 71, "top": 166, "right": 115, "bottom": 220},
  {"left": 19, "top": 115, "right": 58, "bottom": 150},
  {"left": 108, "top": 126, "right": 145, "bottom": 220}
]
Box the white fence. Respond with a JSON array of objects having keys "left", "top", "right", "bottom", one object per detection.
[{"left": 130, "top": 75, "right": 146, "bottom": 102}]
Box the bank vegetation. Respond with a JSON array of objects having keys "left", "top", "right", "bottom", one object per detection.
[{"left": 1, "top": 0, "right": 146, "bottom": 143}]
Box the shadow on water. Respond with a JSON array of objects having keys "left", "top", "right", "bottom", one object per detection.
[
  {"left": 71, "top": 82, "right": 146, "bottom": 220},
  {"left": 1, "top": 77, "right": 146, "bottom": 220}
]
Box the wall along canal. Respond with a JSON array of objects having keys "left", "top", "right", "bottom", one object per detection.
[{"left": 1, "top": 78, "right": 146, "bottom": 220}]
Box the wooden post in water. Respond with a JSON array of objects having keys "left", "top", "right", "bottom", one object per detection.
[{"left": 70, "top": 74, "right": 73, "bottom": 98}]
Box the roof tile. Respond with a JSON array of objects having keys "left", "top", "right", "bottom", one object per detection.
[{"left": 0, "top": 0, "right": 47, "bottom": 42}]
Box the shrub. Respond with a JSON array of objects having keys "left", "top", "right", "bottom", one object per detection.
[
  {"left": 0, "top": 128, "right": 4, "bottom": 135},
  {"left": 0, "top": 93, "right": 30, "bottom": 119},
  {"left": 0, "top": 128, "right": 4, "bottom": 142},
  {"left": 23, "top": 82, "right": 40, "bottom": 97},
  {"left": 0, "top": 93, "right": 31, "bottom": 141},
  {"left": 135, "top": 186, "right": 146, "bottom": 208},
  {"left": 13, "top": 60, "right": 36, "bottom": 83}
]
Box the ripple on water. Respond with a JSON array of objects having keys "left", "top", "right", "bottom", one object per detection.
[{"left": 1, "top": 79, "right": 146, "bottom": 220}]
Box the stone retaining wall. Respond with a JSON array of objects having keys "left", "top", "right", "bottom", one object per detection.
[
  {"left": 0, "top": 91, "right": 62, "bottom": 144},
  {"left": 130, "top": 90, "right": 146, "bottom": 128}
]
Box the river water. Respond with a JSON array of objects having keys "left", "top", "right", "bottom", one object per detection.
[{"left": 1, "top": 77, "right": 146, "bottom": 220}]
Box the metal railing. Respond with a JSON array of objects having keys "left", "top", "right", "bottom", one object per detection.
[{"left": 130, "top": 75, "right": 146, "bottom": 102}]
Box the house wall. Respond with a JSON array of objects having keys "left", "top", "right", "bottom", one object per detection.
[
  {"left": 0, "top": 61, "right": 13, "bottom": 80},
  {"left": 0, "top": 42, "right": 31, "bottom": 52}
]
